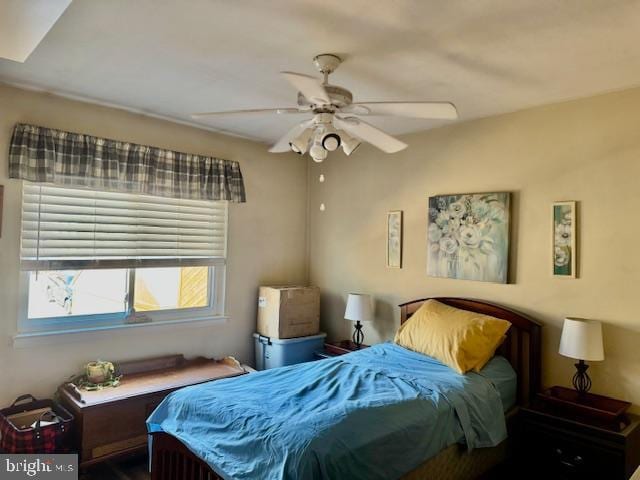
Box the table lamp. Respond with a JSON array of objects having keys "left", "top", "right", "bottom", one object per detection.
[
  {"left": 559, "top": 317, "right": 604, "bottom": 396},
  {"left": 344, "top": 293, "right": 373, "bottom": 349}
]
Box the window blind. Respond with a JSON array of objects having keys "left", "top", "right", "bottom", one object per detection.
[{"left": 21, "top": 183, "right": 228, "bottom": 271}]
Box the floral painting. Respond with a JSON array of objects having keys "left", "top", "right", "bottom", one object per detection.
[
  {"left": 387, "top": 211, "right": 402, "bottom": 268},
  {"left": 427, "top": 192, "right": 510, "bottom": 283},
  {"left": 553, "top": 201, "right": 576, "bottom": 277}
]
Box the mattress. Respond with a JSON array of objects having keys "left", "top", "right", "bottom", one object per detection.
[{"left": 479, "top": 355, "right": 517, "bottom": 411}]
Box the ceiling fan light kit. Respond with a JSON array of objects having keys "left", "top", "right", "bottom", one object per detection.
[
  {"left": 193, "top": 52, "right": 458, "bottom": 163},
  {"left": 339, "top": 131, "right": 361, "bottom": 156},
  {"left": 309, "top": 139, "right": 328, "bottom": 163},
  {"left": 290, "top": 127, "right": 314, "bottom": 154},
  {"left": 320, "top": 129, "right": 341, "bottom": 152}
]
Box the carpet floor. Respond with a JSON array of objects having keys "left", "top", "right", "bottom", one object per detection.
[
  {"left": 78, "top": 454, "right": 515, "bottom": 479},
  {"left": 80, "top": 456, "right": 150, "bottom": 480}
]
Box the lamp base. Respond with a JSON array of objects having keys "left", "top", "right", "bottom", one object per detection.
[
  {"left": 572, "top": 359, "right": 592, "bottom": 395},
  {"left": 352, "top": 320, "right": 364, "bottom": 349}
]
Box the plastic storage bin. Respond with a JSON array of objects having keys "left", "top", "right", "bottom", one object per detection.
[{"left": 253, "top": 332, "right": 327, "bottom": 370}]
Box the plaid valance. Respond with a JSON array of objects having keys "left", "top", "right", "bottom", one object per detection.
[{"left": 8, "top": 123, "right": 246, "bottom": 202}]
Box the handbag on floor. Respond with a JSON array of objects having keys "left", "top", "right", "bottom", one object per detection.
[{"left": 0, "top": 394, "right": 74, "bottom": 453}]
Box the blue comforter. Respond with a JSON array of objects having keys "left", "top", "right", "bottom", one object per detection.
[{"left": 147, "top": 342, "right": 513, "bottom": 480}]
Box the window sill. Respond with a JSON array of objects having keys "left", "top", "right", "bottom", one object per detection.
[{"left": 12, "top": 315, "right": 229, "bottom": 348}]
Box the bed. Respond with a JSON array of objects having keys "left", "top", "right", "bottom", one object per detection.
[{"left": 148, "top": 297, "right": 541, "bottom": 480}]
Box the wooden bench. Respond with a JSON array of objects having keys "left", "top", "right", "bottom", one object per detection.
[{"left": 58, "top": 354, "right": 246, "bottom": 468}]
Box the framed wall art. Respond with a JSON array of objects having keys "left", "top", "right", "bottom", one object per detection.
[
  {"left": 387, "top": 210, "right": 403, "bottom": 268},
  {"left": 0, "top": 185, "right": 3, "bottom": 238},
  {"left": 553, "top": 201, "right": 577, "bottom": 278},
  {"left": 427, "top": 192, "right": 510, "bottom": 283}
]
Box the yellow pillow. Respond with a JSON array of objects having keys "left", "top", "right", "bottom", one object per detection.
[{"left": 394, "top": 299, "right": 511, "bottom": 374}]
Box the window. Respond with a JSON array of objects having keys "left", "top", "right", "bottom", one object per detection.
[
  {"left": 20, "top": 184, "right": 227, "bottom": 333},
  {"left": 28, "top": 269, "right": 128, "bottom": 318},
  {"left": 134, "top": 267, "right": 210, "bottom": 311}
]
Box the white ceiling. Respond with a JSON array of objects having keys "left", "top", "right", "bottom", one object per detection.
[
  {"left": 1, "top": 0, "right": 639, "bottom": 144},
  {"left": 0, "top": 0, "right": 71, "bottom": 63}
]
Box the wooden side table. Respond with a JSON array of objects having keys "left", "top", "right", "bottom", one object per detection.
[
  {"left": 517, "top": 404, "right": 640, "bottom": 479},
  {"left": 315, "top": 340, "right": 370, "bottom": 359}
]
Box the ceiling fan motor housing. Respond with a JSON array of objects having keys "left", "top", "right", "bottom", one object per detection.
[{"left": 297, "top": 85, "right": 353, "bottom": 110}]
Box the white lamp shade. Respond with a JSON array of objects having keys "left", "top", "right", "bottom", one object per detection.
[
  {"left": 559, "top": 318, "right": 605, "bottom": 361},
  {"left": 344, "top": 293, "right": 374, "bottom": 322}
]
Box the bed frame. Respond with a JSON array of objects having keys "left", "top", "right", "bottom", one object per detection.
[{"left": 150, "top": 297, "right": 542, "bottom": 480}]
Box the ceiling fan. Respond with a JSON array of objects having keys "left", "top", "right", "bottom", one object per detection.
[{"left": 192, "top": 54, "right": 458, "bottom": 162}]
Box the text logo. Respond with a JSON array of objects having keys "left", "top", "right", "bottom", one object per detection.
[{"left": 0, "top": 455, "right": 77, "bottom": 479}]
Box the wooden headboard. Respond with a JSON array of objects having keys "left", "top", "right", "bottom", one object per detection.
[{"left": 399, "top": 297, "right": 542, "bottom": 405}]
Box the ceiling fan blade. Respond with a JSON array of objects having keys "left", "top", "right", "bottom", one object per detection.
[
  {"left": 191, "top": 108, "right": 304, "bottom": 119},
  {"left": 334, "top": 116, "right": 407, "bottom": 154},
  {"left": 269, "top": 119, "right": 315, "bottom": 153},
  {"left": 342, "top": 102, "right": 458, "bottom": 120},
  {"left": 281, "top": 72, "right": 331, "bottom": 105}
]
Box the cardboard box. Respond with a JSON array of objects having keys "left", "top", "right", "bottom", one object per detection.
[{"left": 257, "top": 286, "right": 320, "bottom": 339}]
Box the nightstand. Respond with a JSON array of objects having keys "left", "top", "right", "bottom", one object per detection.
[
  {"left": 314, "top": 340, "right": 369, "bottom": 359},
  {"left": 517, "top": 405, "right": 640, "bottom": 479}
]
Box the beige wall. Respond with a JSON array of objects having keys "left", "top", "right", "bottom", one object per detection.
[
  {"left": 0, "top": 84, "right": 308, "bottom": 405},
  {"left": 308, "top": 87, "right": 640, "bottom": 409},
  {"left": 3, "top": 82, "right": 640, "bottom": 411}
]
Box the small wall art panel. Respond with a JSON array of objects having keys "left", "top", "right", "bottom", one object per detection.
[
  {"left": 553, "top": 201, "right": 577, "bottom": 278},
  {"left": 387, "top": 210, "right": 403, "bottom": 268}
]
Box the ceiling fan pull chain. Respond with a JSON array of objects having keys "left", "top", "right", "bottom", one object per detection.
[{"left": 319, "top": 169, "right": 326, "bottom": 213}]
